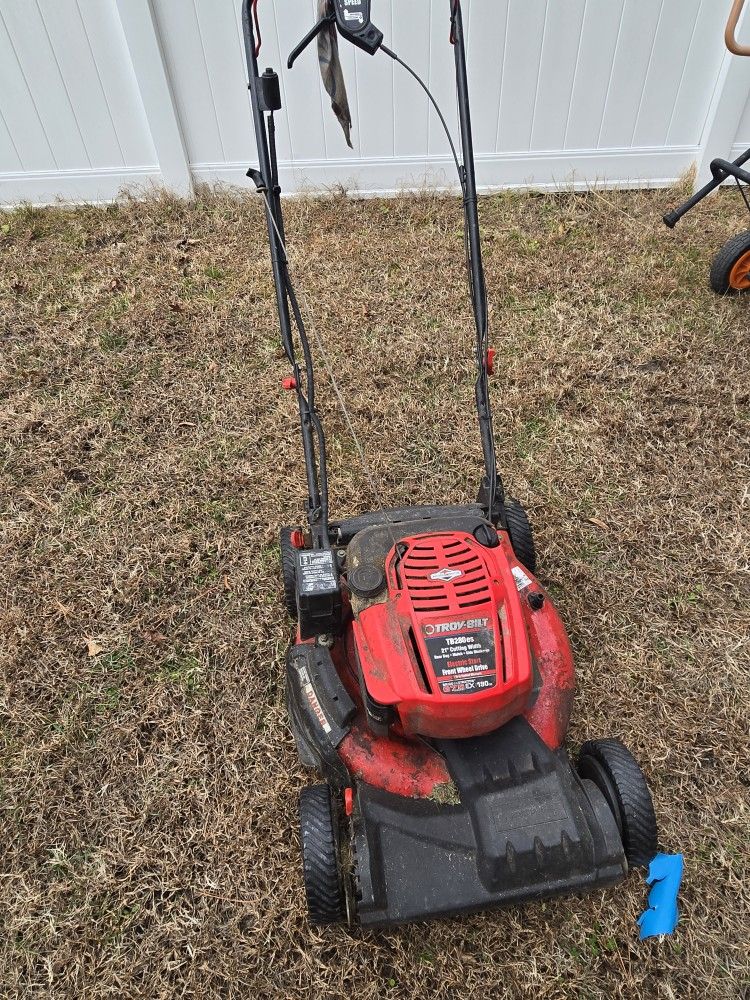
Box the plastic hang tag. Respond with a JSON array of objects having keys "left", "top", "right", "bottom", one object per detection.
[{"left": 637, "top": 853, "right": 684, "bottom": 940}]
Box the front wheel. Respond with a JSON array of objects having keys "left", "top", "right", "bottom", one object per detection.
[
  {"left": 299, "top": 784, "right": 346, "bottom": 925},
  {"left": 578, "top": 739, "right": 658, "bottom": 868},
  {"left": 709, "top": 230, "right": 750, "bottom": 294}
]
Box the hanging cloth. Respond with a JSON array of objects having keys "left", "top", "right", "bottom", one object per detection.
[{"left": 317, "top": 0, "right": 354, "bottom": 148}]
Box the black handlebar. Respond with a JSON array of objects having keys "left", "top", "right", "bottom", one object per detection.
[{"left": 663, "top": 148, "right": 750, "bottom": 227}]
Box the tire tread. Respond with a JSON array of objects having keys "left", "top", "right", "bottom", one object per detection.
[
  {"left": 709, "top": 230, "right": 750, "bottom": 295},
  {"left": 299, "top": 785, "right": 345, "bottom": 925},
  {"left": 505, "top": 499, "right": 537, "bottom": 574},
  {"left": 279, "top": 527, "right": 299, "bottom": 620},
  {"left": 579, "top": 738, "right": 657, "bottom": 868}
]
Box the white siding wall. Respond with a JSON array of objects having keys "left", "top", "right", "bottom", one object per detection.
[
  {"left": 0, "top": 0, "right": 158, "bottom": 203},
  {"left": 1, "top": 0, "right": 749, "bottom": 205},
  {"left": 735, "top": 96, "right": 750, "bottom": 148}
]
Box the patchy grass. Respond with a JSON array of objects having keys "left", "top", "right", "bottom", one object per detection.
[{"left": 1, "top": 184, "right": 749, "bottom": 999}]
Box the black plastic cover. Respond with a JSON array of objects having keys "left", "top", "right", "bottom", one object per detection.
[
  {"left": 286, "top": 643, "right": 356, "bottom": 786},
  {"left": 331, "top": 0, "right": 383, "bottom": 54},
  {"left": 256, "top": 69, "right": 281, "bottom": 112},
  {"left": 331, "top": 503, "right": 487, "bottom": 545},
  {"left": 352, "top": 718, "right": 626, "bottom": 926},
  {"left": 296, "top": 549, "right": 340, "bottom": 640}
]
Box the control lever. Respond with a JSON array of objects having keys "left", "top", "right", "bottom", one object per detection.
[
  {"left": 330, "top": 0, "right": 383, "bottom": 54},
  {"left": 288, "top": 13, "right": 335, "bottom": 69},
  {"left": 288, "top": 0, "right": 383, "bottom": 70}
]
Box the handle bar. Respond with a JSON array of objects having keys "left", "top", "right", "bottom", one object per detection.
[
  {"left": 663, "top": 147, "right": 750, "bottom": 227},
  {"left": 726, "top": 0, "right": 750, "bottom": 56}
]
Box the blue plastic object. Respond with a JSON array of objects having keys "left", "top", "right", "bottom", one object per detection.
[{"left": 637, "top": 853, "right": 684, "bottom": 939}]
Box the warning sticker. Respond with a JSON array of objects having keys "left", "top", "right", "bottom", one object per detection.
[
  {"left": 512, "top": 565, "right": 533, "bottom": 591},
  {"left": 296, "top": 550, "right": 338, "bottom": 595},
  {"left": 422, "top": 617, "right": 497, "bottom": 696},
  {"left": 297, "top": 664, "right": 332, "bottom": 734}
]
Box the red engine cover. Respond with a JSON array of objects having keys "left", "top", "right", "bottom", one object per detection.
[{"left": 352, "top": 531, "right": 534, "bottom": 739}]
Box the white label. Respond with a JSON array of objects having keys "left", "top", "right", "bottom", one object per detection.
[
  {"left": 297, "top": 550, "right": 338, "bottom": 595},
  {"left": 298, "top": 665, "right": 332, "bottom": 734},
  {"left": 512, "top": 566, "right": 533, "bottom": 591}
]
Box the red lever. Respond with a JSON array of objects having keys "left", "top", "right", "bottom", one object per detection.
[
  {"left": 487, "top": 348, "right": 496, "bottom": 375},
  {"left": 282, "top": 376, "right": 297, "bottom": 391},
  {"left": 290, "top": 529, "right": 306, "bottom": 549},
  {"left": 252, "top": 0, "right": 261, "bottom": 56},
  {"left": 344, "top": 787, "right": 354, "bottom": 816}
]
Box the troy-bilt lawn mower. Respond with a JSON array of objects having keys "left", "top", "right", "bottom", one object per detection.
[
  {"left": 242, "top": 0, "right": 658, "bottom": 927},
  {"left": 664, "top": 0, "right": 750, "bottom": 294}
]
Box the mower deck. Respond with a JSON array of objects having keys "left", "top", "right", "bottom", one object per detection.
[
  {"left": 353, "top": 718, "right": 625, "bottom": 926},
  {"left": 285, "top": 505, "right": 653, "bottom": 926}
]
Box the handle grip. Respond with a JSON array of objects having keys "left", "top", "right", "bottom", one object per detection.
[
  {"left": 663, "top": 175, "right": 726, "bottom": 228},
  {"left": 726, "top": 0, "right": 750, "bottom": 56}
]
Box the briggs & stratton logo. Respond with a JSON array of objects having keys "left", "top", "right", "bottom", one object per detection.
[{"left": 429, "top": 568, "right": 463, "bottom": 582}]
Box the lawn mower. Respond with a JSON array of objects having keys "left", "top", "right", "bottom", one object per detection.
[
  {"left": 242, "top": 0, "right": 658, "bottom": 927},
  {"left": 664, "top": 0, "right": 750, "bottom": 294}
]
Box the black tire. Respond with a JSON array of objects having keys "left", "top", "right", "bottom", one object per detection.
[
  {"left": 299, "top": 784, "right": 346, "bottom": 925},
  {"left": 578, "top": 739, "right": 658, "bottom": 869},
  {"left": 279, "top": 527, "right": 299, "bottom": 620},
  {"left": 709, "top": 230, "right": 750, "bottom": 295},
  {"left": 504, "top": 499, "right": 537, "bottom": 575}
]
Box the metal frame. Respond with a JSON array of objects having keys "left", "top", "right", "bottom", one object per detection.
[
  {"left": 664, "top": 148, "right": 750, "bottom": 228},
  {"left": 241, "top": 0, "right": 503, "bottom": 542},
  {"left": 242, "top": 0, "right": 330, "bottom": 549}
]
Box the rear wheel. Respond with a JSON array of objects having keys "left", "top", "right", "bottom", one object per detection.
[
  {"left": 299, "top": 784, "right": 346, "bottom": 925},
  {"left": 578, "top": 739, "right": 657, "bottom": 868},
  {"left": 709, "top": 231, "right": 750, "bottom": 294},
  {"left": 505, "top": 500, "right": 537, "bottom": 574},
  {"left": 279, "top": 527, "right": 299, "bottom": 620}
]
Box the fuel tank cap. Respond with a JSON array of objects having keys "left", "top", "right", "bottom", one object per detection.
[{"left": 349, "top": 564, "right": 385, "bottom": 599}]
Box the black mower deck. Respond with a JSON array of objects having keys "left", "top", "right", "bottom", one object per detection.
[{"left": 353, "top": 718, "right": 626, "bottom": 926}]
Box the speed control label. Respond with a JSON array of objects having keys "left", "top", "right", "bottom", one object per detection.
[{"left": 422, "top": 617, "right": 497, "bottom": 695}]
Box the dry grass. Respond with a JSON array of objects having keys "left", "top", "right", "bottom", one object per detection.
[{"left": 1, "top": 183, "right": 748, "bottom": 999}]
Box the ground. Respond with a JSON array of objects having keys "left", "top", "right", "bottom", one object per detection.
[{"left": 1, "top": 184, "right": 748, "bottom": 1000}]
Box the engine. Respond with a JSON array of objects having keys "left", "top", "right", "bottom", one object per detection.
[{"left": 352, "top": 530, "right": 535, "bottom": 739}]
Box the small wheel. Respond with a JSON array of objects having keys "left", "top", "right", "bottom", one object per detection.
[
  {"left": 299, "top": 784, "right": 346, "bottom": 925},
  {"left": 504, "top": 500, "right": 537, "bottom": 574},
  {"left": 279, "top": 527, "right": 299, "bottom": 620},
  {"left": 578, "top": 739, "right": 658, "bottom": 869},
  {"left": 709, "top": 231, "right": 750, "bottom": 294}
]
